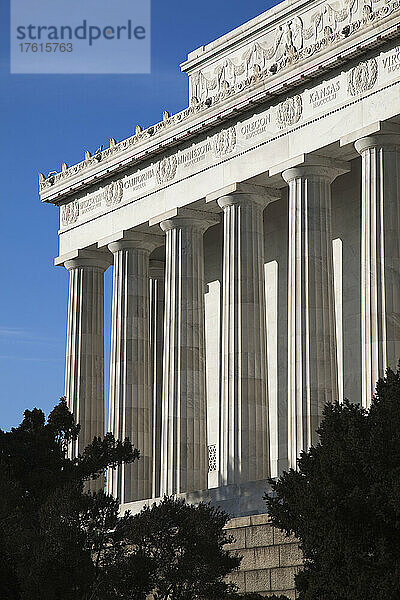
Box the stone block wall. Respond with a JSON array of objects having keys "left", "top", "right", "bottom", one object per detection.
[{"left": 224, "top": 514, "right": 303, "bottom": 599}]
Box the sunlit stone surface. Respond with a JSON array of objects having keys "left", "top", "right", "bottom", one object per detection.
[{"left": 45, "top": 0, "right": 400, "bottom": 518}]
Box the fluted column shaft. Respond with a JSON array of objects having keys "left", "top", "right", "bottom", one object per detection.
[
  {"left": 149, "top": 260, "right": 165, "bottom": 498},
  {"left": 160, "top": 213, "right": 217, "bottom": 495},
  {"left": 107, "top": 235, "right": 159, "bottom": 503},
  {"left": 218, "top": 192, "right": 272, "bottom": 485},
  {"left": 283, "top": 162, "right": 346, "bottom": 469},
  {"left": 64, "top": 253, "right": 110, "bottom": 489},
  {"left": 355, "top": 134, "right": 400, "bottom": 407}
]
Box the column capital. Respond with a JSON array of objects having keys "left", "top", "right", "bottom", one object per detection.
[
  {"left": 150, "top": 207, "right": 220, "bottom": 234},
  {"left": 57, "top": 248, "right": 112, "bottom": 271},
  {"left": 354, "top": 133, "right": 400, "bottom": 154},
  {"left": 280, "top": 155, "right": 350, "bottom": 184},
  {"left": 98, "top": 229, "right": 164, "bottom": 254},
  {"left": 207, "top": 182, "right": 280, "bottom": 209}
]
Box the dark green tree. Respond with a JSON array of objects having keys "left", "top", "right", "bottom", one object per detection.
[
  {"left": 266, "top": 365, "right": 400, "bottom": 600},
  {"left": 0, "top": 398, "right": 146, "bottom": 600},
  {"left": 125, "top": 495, "right": 241, "bottom": 600},
  {"left": 0, "top": 399, "right": 258, "bottom": 600}
]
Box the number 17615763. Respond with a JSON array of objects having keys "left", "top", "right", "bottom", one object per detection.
[{"left": 19, "top": 42, "right": 73, "bottom": 52}]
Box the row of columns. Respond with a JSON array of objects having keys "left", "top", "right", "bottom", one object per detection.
[{"left": 63, "top": 132, "right": 400, "bottom": 500}]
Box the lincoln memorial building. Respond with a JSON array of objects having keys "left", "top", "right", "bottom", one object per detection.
[{"left": 41, "top": 0, "right": 400, "bottom": 595}]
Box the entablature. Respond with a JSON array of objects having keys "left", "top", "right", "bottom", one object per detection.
[{"left": 39, "top": 0, "right": 400, "bottom": 205}]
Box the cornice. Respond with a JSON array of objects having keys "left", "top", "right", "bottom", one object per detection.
[{"left": 39, "top": 0, "right": 400, "bottom": 205}]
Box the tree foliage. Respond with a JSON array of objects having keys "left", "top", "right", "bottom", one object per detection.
[
  {"left": 127, "top": 496, "right": 241, "bottom": 600},
  {"left": 0, "top": 398, "right": 141, "bottom": 600},
  {"left": 266, "top": 366, "right": 400, "bottom": 600},
  {"left": 0, "top": 398, "right": 251, "bottom": 600}
]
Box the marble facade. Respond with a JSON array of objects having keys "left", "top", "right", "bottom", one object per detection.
[{"left": 41, "top": 0, "right": 400, "bottom": 512}]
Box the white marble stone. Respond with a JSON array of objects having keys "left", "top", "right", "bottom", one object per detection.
[
  {"left": 64, "top": 250, "right": 111, "bottom": 490},
  {"left": 265, "top": 260, "right": 279, "bottom": 478},
  {"left": 41, "top": 0, "right": 400, "bottom": 513},
  {"left": 282, "top": 157, "right": 349, "bottom": 468},
  {"left": 355, "top": 132, "right": 400, "bottom": 407},
  {"left": 149, "top": 259, "right": 165, "bottom": 498},
  {"left": 209, "top": 183, "right": 279, "bottom": 485},
  {"left": 156, "top": 208, "right": 219, "bottom": 495},
  {"left": 104, "top": 232, "right": 162, "bottom": 502}
]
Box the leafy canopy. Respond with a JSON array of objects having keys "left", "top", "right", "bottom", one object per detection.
[
  {"left": 266, "top": 366, "right": 400, "bottom": 600},
  {"left": 0, "top": 398, "right": 141, "bottom": 600},
  {"left": 0, "top": 398, "right": 257, "bottom": 600}
]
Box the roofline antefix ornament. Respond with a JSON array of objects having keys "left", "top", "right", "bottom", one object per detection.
[{"left": 38, "top": 0, "right": 400, "bottom": 196}]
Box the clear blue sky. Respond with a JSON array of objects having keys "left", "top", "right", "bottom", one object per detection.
[{"left": 0, "top": 0, "right": 275, "bottom": 431}]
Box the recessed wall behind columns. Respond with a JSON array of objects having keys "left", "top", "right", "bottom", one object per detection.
[
  {"left": 264, "top": 193, "right": 289, "bottom": 476},
  {"left": 331, "top": 157, "right": 362, "bottom": 406},
  {"left": 203, "top": 208, "right": 291, "bottom": 486},
  {"left": 204, "top": 222, "right": 223, "bottom": 487},
  {"left": 201, "top": 177, "right": 363, "bottom": 483}
]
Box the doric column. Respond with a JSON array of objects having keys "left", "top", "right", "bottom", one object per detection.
[
  {"left": 355, "top": 134, "right": 400, "bottom": 407},
  {"left": 212, "top": 183, "right": 279, "bottom": 486},
  {"left": 105, "top": 232, "right": 162, "bottom": 503},
  {"left": 157, "top": 208, "right": 219, "bottom": 495},
  {"left": 283, "top": 158, "right": 349, "bottom": 469},
  {"left": 149, "top": 260, "right": 165, "bottom": 498},
  {"left": 64, "top": 250, "right": 111, "bottom": 490}
]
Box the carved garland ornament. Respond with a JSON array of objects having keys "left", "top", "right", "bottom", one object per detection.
[
  {"left": 213, "top": 127, "right": 237, "bottom": 157},
  {"left": 39, "top": 0, "right": 400, "bottom": 192},
  {"left": 105, "top": 180, "right": 123, "bottom": 207},
  {"left": 276, "top": 95, "right": 303, "bottom": 128},
  {"left": 61, "top": 199, "right": 80, "bottom": 226},
  {"left": 156, "top": 155, "right": 177, "bottom": 184},
  {"left": 189, "top": 0, "right": 392, "bottom": 104},
  {"left": 348, "top": 57, "right": 378, "bottom": 96}
]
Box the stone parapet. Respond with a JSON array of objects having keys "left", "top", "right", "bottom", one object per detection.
[{"left": 224, "top": 514, "right": 302, "bottom": 599}]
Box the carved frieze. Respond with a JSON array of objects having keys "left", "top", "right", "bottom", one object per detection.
[
  {"left": 213, "top": 127, "right": 237, "bottom": 157},
  {"left": 40, "top": 0, "right": 400, "bottom": 197},
  {"left": 156, "top": 155, "right": 178, "bottom": 184},
  {"left": 61, "top": 200, "right": 79, "bottom": 226},
  {"left": 276, "top": 95, "right": 303, "bottom": 128},
  {"left": 105, "top": 181, "right": 123, "bottom": 207},
  {"left": 189, "top": 0, "right": 397, "bottom": 105},
  {"left": 57, "top": 38, "right": 400, "bottom": 232},
  {"left": 348, "top": 57, "right": 378, "bottom": 96}
]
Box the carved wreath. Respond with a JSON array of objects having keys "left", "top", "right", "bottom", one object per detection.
[
  {"left": 348, "top": 57, "right": 378, "bottom": 96},
  {"left": 105, "top": 180, "right": 124, "bottom": 207},
  {"left": 213, "top": 127, "right": 237, "bottom": 157},
  {"left": 61, "top": 200, "right": 80, "bottom": 226},
  {"left": 156, "top": 155, "right": 178, "bottom": 185},
  {"left": 276, "top": 95, "right": 303, "bottom": 129}
]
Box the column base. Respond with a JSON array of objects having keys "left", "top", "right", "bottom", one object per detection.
[{"left": 120, "top": 478, "right": 273, "bottom": 518}]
